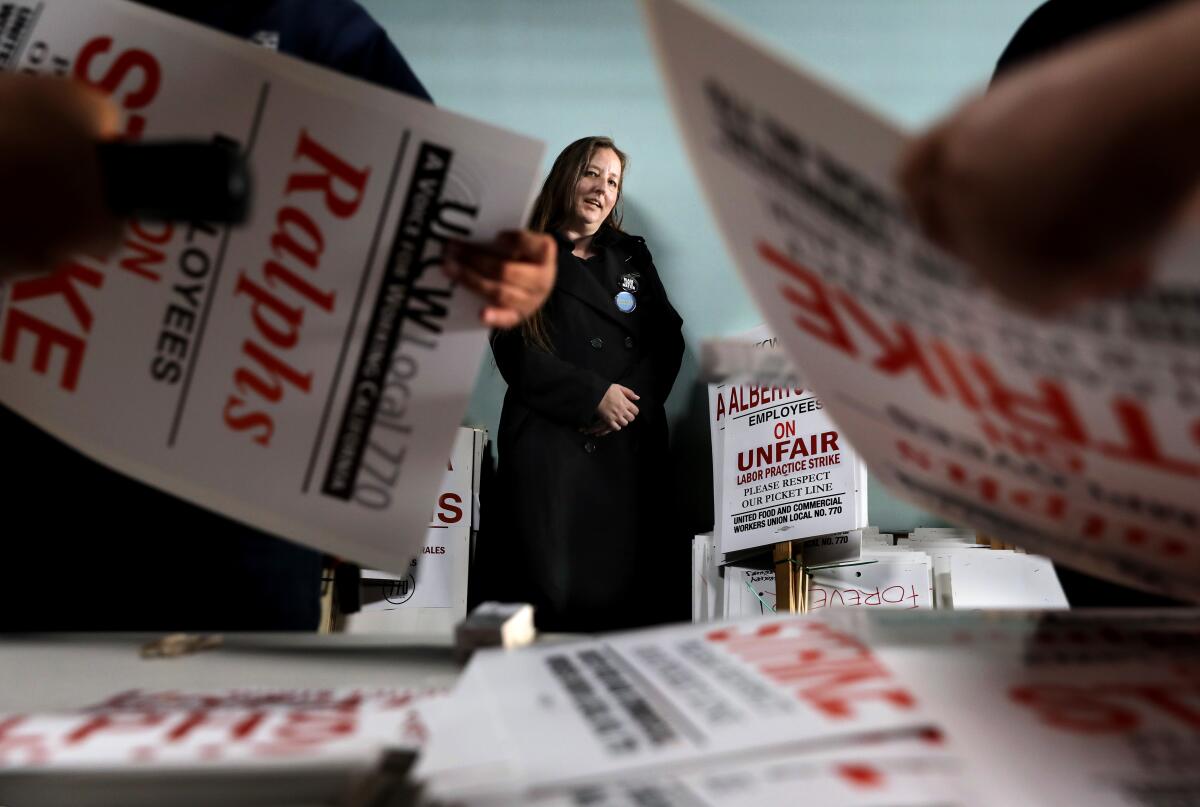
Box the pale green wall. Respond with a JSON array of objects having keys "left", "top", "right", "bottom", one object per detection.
[{"left": 362, "top": 0, "right": 1042, "bottom": 532}]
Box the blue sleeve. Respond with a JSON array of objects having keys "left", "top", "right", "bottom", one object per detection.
[
  {"left": 285, "top": 0, "right": 433, "bottom": 102},
  {"left": 136, "top": 1, "right": 432, "bottom": 101}
]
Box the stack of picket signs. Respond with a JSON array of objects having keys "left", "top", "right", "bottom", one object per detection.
[
  {"left": 695, "top": 527, "right": 1068, "bottom": 621},
  {"left": 413, "top": 608, "right": 1200, "bottom": 806},
  {"left": 0, "top": 688, "right": 443, "bottom": 807},
  {"left": 5, "top": 608, "right": 1195, "bottom": 806}
]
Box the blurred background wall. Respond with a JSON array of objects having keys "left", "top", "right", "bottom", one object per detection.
[{"left": 362, "top": 0, "right": 1043, "bottom": 533}]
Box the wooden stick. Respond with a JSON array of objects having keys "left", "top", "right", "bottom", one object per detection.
[
  {"left": 797, "top": 543, "right": 808, "bottom": 614},
  {"left": 774, "top": 540, "right": 796, "bottom": 613}
]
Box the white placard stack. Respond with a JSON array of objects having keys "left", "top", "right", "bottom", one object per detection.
[{"left": 345, "top": 427, "right": 486, "bottom": 635}]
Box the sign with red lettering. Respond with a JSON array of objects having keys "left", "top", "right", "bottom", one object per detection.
[
  {"left": 416, "top": 607, "right": 1200, "bottom": 804},
  {"left": 710, "top": 328, "right": 866, "bottom": 554},
  {"left": 0, "top": 687, "right": 439, "bottom": 768},
  {"left": 451, "top": 615, "right": 925, "bottom": 791},
  {"left": 356, "top": 426, "right": 477, "bottom": 622},
  {"left": 647, "top": 0, "right": 1200, "bottom": 598},
  {"left": 0, "top": 1, "right": 543, "bottom": 574},
  {"left": 841, "top": 610, "right": 1200, "bottom": 807},
  {"left": 719, "top": 383, "right": 864, "bottom": 554}
]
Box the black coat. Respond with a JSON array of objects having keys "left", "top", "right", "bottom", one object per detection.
[{"left": 487, "top": 227, "right": 685, "bottom": 632}]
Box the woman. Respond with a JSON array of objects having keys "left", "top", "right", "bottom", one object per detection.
[{"left": 488, "top": 136, "right": 685, "bottom": 632}]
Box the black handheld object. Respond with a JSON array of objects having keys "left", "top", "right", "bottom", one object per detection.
[{"left": 96, "top": 139, "right": 251, "bottom": 225}]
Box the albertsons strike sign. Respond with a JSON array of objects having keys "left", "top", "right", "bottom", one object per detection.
[{"left": 710, "top": 331, "right": 866, "bottom": 554}]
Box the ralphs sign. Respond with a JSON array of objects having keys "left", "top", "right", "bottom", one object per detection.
[{"left": 0, "top": 0, "right": 544, "bottom": 575}]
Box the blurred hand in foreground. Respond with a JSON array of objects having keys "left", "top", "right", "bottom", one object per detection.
[
  {"left": 0, "top": 74, "right": 122, "bottom": 279},
  {"left": 898, "top": 0, "right": 1200, "bottom": 312},
  {"left": 444, "top": 229, "right": 557, "bottom": 328}
]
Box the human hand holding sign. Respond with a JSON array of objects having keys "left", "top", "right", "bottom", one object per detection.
[
  {"left": 444, "top": 229, "right": 557, "bottom": 329},
  {"left": 897, "top": 0, "right": 1200, "bottom": 313},
  {"left": 0, "top": 75, "right": 122, "bottom": 278}
]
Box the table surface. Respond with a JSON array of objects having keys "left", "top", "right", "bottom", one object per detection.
[{"left": 0, "top": 633, "right": 462, "bottom": 711}]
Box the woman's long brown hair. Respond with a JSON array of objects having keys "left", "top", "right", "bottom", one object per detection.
[{"left": 522, "top": 136, "right": 628, "bottom": 353}]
